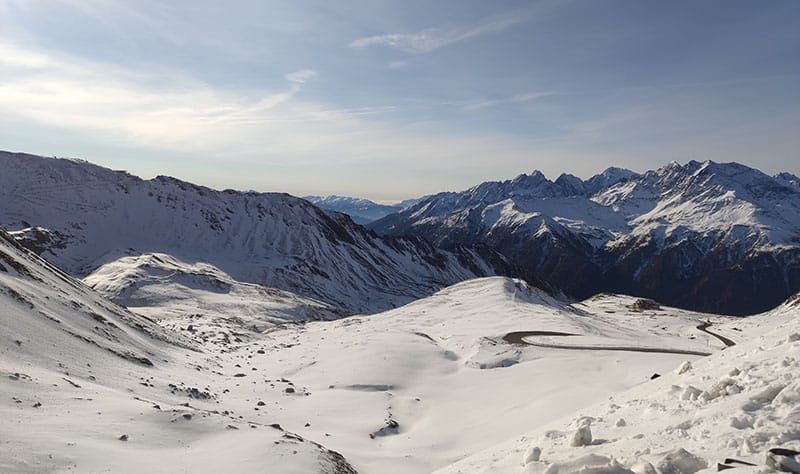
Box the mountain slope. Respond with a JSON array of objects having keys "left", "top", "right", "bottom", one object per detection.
[
  {"left": 370, "top": 160, "right": 800, "bottom": 314},
  {"left": 84, "top": 253, "right": 344, "bottom": 344},
  {"left": 216, "top": 276, "right": 726, "bottom": 473},
  {"left": 437, "top": 291, "right": 800, "bottom": 474},
  {"left": 0, "top": 227, "right": 359, "bottom": 473},
  {"left": 3, "top": 219, "right": 794, "bottom": 473},
  {"left": 0, "top": 227, "right": 192, "bottom": 371},
  {"left": 0, "top": 151, "right": 509, "bottom": 314}
]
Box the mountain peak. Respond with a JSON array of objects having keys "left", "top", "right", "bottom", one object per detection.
[
  {"left": 372, "top": 158, "right": 800, "bottom": 315},
  {"left": 511, "top": 170, "right": 548, "bottom": 186},
  {"left": 554, "top": 173, "right": 586, "bottom": 196},
  {"left": 584, "top": 167, "right": 637, "bottom": 195},
  {"left": 775, "top": 172, "right": 800, "bottom": 189}
]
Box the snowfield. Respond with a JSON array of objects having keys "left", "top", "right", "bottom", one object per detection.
[
  {"left": 5, "top": 223, "right": 797, "bottom": 473},
  {"left": 438, "top": 301, "right": 800, "bottom": 474}
]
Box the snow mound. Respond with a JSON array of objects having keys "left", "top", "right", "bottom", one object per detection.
[{"left": 84, "top": 253, "right": 342, "bottom": 337}]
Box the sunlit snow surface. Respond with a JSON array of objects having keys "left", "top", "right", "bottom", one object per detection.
[
  {"left": 0, "top": 151, "right": 501, "bottom": 315},
  {"left": 6, "top": 225, "right": 796, "bottom": 473}
]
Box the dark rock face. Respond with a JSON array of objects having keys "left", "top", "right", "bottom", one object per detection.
[{"left": 630, "top": 299, "right": 660, "bottom": 312}]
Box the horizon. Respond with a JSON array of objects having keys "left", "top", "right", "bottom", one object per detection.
[
  {"left": 1, "top": 1, "right": 798, "bottom": 201},
  {"left": 4, "top": 149, "right": 796, "bottom": 205}
]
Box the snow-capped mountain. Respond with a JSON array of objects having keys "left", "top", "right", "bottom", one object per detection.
[
  {"left": 370, "top": 160, "right": 800, "bottom": 315},
  {"left": 303, "top": 195, "right": 407, "bottom": 225},
  {"left": 0, "top": 151, "right": 509, "bottom": 314}
]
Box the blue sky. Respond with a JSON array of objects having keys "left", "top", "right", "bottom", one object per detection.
[{"left": 0, "top": 0, "right": 798, "bottom": 201}]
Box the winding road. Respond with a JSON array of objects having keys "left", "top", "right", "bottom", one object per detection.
[
  {"left": 502, "top": 322, "right": 736, "bottom": 357},
  {"left": 696, "top": 322, "right": 736, "bottom": 347}
]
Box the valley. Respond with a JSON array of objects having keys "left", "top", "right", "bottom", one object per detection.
[
  {"left": 1, "top": 154, "right": 798, "bottom": 473},
  {"left": 3, "top": 3, "right": 798, "bottom": 472}
]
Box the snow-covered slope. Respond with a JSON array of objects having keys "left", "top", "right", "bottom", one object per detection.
[
  {"left": 0, "top": 226, "right": 360, "bottom": 473},
  {"left": 437, "top": 294, "right": 800, "bottom": 474},
  {"left": 0, "top": 227, "right": 193, "bottom": 370},
  {"left": 304, "top": 195, "right": 406, "bottom": 225},
  {"left": 370, "top": 160, "right": 800, "bottom": 314},
  {"left": 213, "top": 277, "right": 737, "bottom": 473},
  {"left": 84, "top": 253, "right": 344, "bottom": 343},
  {"left": 3, "top": 232, "right": 796, "bottom": 473},
  {"left": 0, "top": 151, "right": 509, "bottom": 314}
]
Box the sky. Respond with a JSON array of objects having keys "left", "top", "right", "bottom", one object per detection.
[{"left": 0, "top": 0, "right": 798, "bottom": 201}]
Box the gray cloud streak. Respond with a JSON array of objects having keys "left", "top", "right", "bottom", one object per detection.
[{"left": 349, "top": 13, "right": 527, "bottom": 53}]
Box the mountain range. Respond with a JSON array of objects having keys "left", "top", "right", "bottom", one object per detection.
[
  {"left": 303, "top": 195, "right": 419, "bottom": 225},
  {"left": 370, "top": 160, "right": 800, "bottom": 315},
  {"left": 2, "top": 150, "right": 800, "bottom": 473},
  {"left": 0, "top": 151, "right": 509, "bottom": 314},
  {"left": 2, "top": 151, "right": 799, "bottom": 315}
]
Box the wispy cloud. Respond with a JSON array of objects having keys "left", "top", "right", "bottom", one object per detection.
[
  {"left": 0, "top": 42, "right": 327, "bottom": 149},
  {"left": 285, "top": 69, "right": 318, "bottom": 84},
  {"left": 459, "top": 92, "right": 554, "bottom": 111},
  {"left": 0, "top": 41, "right": 548, "bottom": 182},
  {"left": 349, "top": 13, "right": 527, "bottom": 54}
]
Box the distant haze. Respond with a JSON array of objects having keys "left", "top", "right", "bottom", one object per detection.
[{"left": 0, "top": 0, "right": 798, "bottom": 201}]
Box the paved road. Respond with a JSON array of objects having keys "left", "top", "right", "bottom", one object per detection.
[
  {"left": 502, "top": 330, "right": 712, "bottom": 357},
  {"left": 696, "top": 322, "right": 736, "bottom": 347}
]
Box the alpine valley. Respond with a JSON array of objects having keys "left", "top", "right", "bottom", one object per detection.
[{"left": 2, "top": 151, "right": 799, "bottom": 474}]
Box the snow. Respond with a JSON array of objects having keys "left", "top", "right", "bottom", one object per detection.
[
  {"left": 374, "top": 159, "right": 800, "bottom": 253},
  {"left": 0, "top": 228, "right": 355, "bottom": 473},
  {"left": 0, "top": 151, "right": 503, "bottom": 314},
  {"left": 1, "top": 153, "right": 799, "bottom": 473},
  {"left": 2, "top": 217, "right": 799, "bottom": 473},
  {"left": 435, "top": 299, "right": 800, "bottom": 474},
  {"left": 83, "top": 253, "right": 344, "bottom": 343}
]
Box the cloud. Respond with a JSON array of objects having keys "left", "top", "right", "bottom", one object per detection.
[
  {"left": 0, "top": 42, "right": 540, "bottom": 166},
  {"left": 458, "top": 92, "right": 554, "bottom": 111},
  {"left": 285, "top": 69, "right": 318, "bottom": 84},
  {"left": 349, "top": 13, "right": 526, "bottom": 54},
  {"left": 0, "top": 42, "right": 322, "bottom": 149}
]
